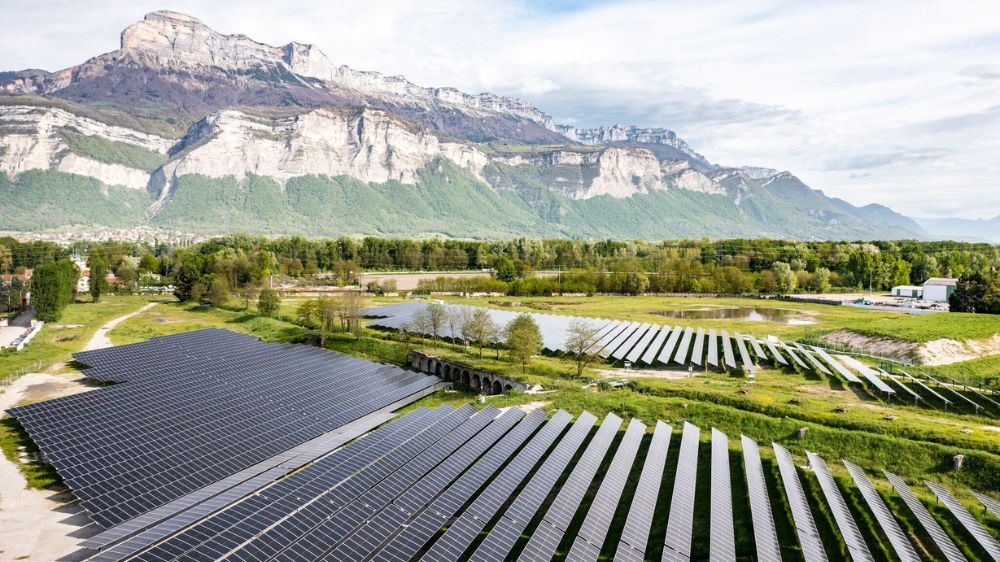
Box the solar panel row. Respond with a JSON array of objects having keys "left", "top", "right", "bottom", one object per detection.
[
  {"left": 806, "top": 452, "right": 874, "bottom": 562},
  {"left": 614, "top": 421, "right": 672, "bottom": 562},
  {"left": 369, "top": 303, "right": 903, "bottom": 382},
  {"left": 773, "top": 442, "right": 828, "bottom": 562},
  {"left": 740, "top": 436, "right": 782, "bottom": 562},
  {"left": 566, "top": 418, "right": 646, "bottom": 562},
  {"left": 662, "top": 422, "right": 700, "bottom": 562}
]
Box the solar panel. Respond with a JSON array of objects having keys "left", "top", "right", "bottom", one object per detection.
[
  {"left": 806, "top": 452, "right": 874, "bottom": 562},
  {"left": 973, "top": 491, "right": 1000, "bottom": 518},
  {"left": 467, "top": 411, "right": 598, "bottom": 562},
  {"left": 747, "top": 335, "right": 768, "bottom": 361},
  {"left": 518, "top": 413, "right": 624, "bottom": 562},
  {"left": 134, "top": 405, "right": 473, "bottom": 562},
  {"left": 672, "top": 327, "right": 695, "bottom": 366},
  {"left": 596, "top": 322, "right": 633, "bottom": 355},
  {"left": 420, "top": 410, "right": 573, "bottom": 562},
  {"left": 882, "top": 470, "right": 968, "bottom": 562},
  {"left": 602, "top": 322, "right": 640, "bottom": 358},
  {"left": 330, "top": 409, "right": 524, "bottom": 561},
  {"left": 720, "top": 330, "right": 738, "bottom": 370},
  {"left": 613, "top": 323, "right": 651, "bottom": 361},
  {"left": 836, "top": 355, "right": 895, "bottom": 395},
  {"left": 710, "top": 428, "right": 736, "bottom": 562},
  {"left": 782, "top": 342, "right": 808, "bottom": 369},
  {"left": 796, "top": 344, "right": 832, "bottom": 376},
  {"left": 657, "top": 326, "right": 684, "bottom": 365},
  {"left": 272, "top": 407, "right": 502, "bottom": 561},
  {"left": 627, "top": 325, "right": 661, "bottom": 364},
  {"left": 772, "top": 443, "right": 828, "bottom": 562},
  {"left": 641, "top": 326, "right": 671, "bottom": 365},
  {"left": 689, "top": 328, "right": 705, "bottom": 367},
  {"left": 734, "top": 333, "right": 754, "bottom": 370},
  {"left": 740, "top": 436, "right": 781, "bottom": 562},
  {"left": 899, "top": 370, "right": 952, "bottom": 407},
  {"left": 706, "top": 329, "right": 720, "bottom": 368},
  {"left": 566, "top": 418, "right": 646, "bottom": 562},
  {"left": 662, "top": 422, "right": 700, "bottom": 562},
  {"left": 369, "top": 409, "right": 547, "bottom": 562},
  {"left": 923, "top": 373, "right": 985, "bottom": 414},
  {"left": 842, "top": 460, "right": 920, "bottom": 562},
  {"left": 876, "top": 368, "right": 922, "bottom": 404},
  {"left": 925, "top": 481, "right": 1000, "bottom": 560},
  {"left": 614, "top": 421, "right": 672, "bottom": 562},
  {"left": 8, "top": 329, "right": 440, "bottom": 529},
  {"left": 87, "top": 408, "right": 412, "bottom": 560},
  {"left": 764, "top": 338, "right": 788, "bottom": 366},
  {"left": 811, "top": 347, "right": 863, "bottom": 383}
]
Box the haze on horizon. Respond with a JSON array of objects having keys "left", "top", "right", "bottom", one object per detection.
[{"left": 2, "top": 0, "right": 998, "bottom": 220}]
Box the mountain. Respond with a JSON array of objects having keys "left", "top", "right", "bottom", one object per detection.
[
  {"left": 0, "top": 10, "right": 929, "bottom": 240},
  {"left": 914, "top": 216, "right": 1000, "bottom": 243}
]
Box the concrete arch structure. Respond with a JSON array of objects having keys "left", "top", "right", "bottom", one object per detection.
[{"left": 410, "top": 351, "right": 527, "bottom": 395}]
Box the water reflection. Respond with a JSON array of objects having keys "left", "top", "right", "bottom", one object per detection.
[{"left": 650, "top": 307, "right": 816, "bottom": 325}]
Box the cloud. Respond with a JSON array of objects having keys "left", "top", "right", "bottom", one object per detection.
[{"left": 1, "top": 0, "right": 999, "bottom": 218}]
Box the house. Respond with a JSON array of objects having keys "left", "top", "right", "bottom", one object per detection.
[
  {"left": 922, "top": 277, "right": 958, "bottom": 302},
  {"left": 891, "top": 285, "right": 923, "bottom": 298}
]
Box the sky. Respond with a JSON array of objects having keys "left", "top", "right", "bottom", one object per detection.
[{"left": 2, "top": 0, "right": 999, "bottom": 219}]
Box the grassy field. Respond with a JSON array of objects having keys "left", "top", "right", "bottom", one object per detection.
[
  {"left": 0, "top": 294, "right": 163, "bottom": 379},
  {"left": 5, "top": 293, "right": 999, "bottom": 560}
]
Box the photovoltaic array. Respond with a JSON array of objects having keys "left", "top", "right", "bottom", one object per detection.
[{"left": 8, "top": 329, "right": 440, "bottom": 528}]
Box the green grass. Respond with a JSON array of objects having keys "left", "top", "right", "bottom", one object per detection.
[
  {"left": 0, "top": 416, "right": 61, "bottom": 489},
  {"left": 0, "top": 294, "right": 161, "bottom": 379},
  {"left": 845, "top": 311, "right": 1000, "bottom": 343}
]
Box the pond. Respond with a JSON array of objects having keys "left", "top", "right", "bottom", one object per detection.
[{"left": 650, "top": 307, "right": 817, "bottom": 325}]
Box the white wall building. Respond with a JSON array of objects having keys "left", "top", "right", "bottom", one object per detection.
[
  {"left": 891, "top": 285, "right": 923, "bottom": 298},
  {"left": 922, "top": 277, "right": 958, "bottom": 302}
]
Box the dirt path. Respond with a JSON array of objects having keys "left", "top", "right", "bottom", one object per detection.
[
  {"left": 0, "top": 303, "right": 157, "bottom": 560},
  {"left": 0, "top": 374, "right": 98, "bottom": 561},
  {"left": 83, "top": 302, "right": 157, "bottom": 351}
]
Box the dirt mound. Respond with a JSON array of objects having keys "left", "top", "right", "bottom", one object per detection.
[
  {"left": 819, "top": 330, "right": 917, "bottom": 359},
  {"left": 819, "top": 329, "right": 1000, "bottom": 366}
]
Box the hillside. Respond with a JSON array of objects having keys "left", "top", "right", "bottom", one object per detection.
[{"left": 0, "top": 10, "right": 929, "bottom": 240}]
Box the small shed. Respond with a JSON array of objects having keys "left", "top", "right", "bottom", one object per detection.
[
  {"left": 892, "top": 285, "right": 923, "bottom": 298},
  {"left": 922, "top": 277, "right": 958, "bottom": 302}
]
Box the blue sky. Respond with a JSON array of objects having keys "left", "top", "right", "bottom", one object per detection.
[{"left": 2, "top": 0, "right": 999, "bottom": 218}]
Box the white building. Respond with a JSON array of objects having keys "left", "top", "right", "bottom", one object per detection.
[
  {"left": 891, "top": 285, "right": 923, "bottom": 298},
  {"left": 922, "top": 277, "right": 958, "bottom": 302}
]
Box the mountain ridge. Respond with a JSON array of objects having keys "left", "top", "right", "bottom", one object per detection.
[{"left": 0, "top": 10, "right": 930, "bottom": 240}]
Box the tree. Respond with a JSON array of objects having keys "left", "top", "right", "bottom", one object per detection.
[
  {"left": 209, "top": 277, "right": 230, "bottom": 308},
  {"left": 258, "top": 287, "right": 280, "bottom": 317},
  {"left": 425, "top": 302, "right": 448, "bottom": 341},
  {"left": 448, "top": 308, "right": 467, "bottom": 347},
  {"left": 504, "top": 314, "right": 542, "bottom": 373},
  {"left": 173, "top": 258, "right": 202, "bottom": 302},
  {"left": 771, "top": 261, "right": 797, "bottom": 295},
  {"left": 566, "top": 319, "right": 604, "bottom": 377},
  {"left": 341, "top": 291, "right": 364, "bottom": 339},
  {"left": 462, "top": 308, "right": 498, "bottom": 358},
  {"left": 296, "top": 298, "right": 319, "bottom": 326},
  {"left": 950, "top": 271, "right": 1000, "bottom": 314},
  {"left": 810, "top": 267, "right": 832, "bottom": 293},
  {"left": 138, "top": 253, "right": 158, "bottom": 273},
  {"left": 89, "top": 256, "right": 109, "bottom": 302},
  {"left": 493, "top": 257, "right": 517, "bottom": 282},
  {"left": 31, "top": 260, "right": 78, "bottom": 322}
]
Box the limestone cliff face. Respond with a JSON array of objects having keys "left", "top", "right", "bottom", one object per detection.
[
  {"left": 557, "top": 124, "right": 710, "bottom": 166},
  {"left": 151, "top": 107, "right": 490, "bottom": 200},
  {"left": 0, "top": 105, "right": 170, "bottom": 189},
  {"left": 496, "top": 147, "right": 664, "bottom": 199}
]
